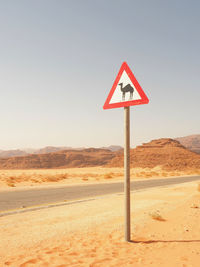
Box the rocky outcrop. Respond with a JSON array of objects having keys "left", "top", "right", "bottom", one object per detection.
[
  {"left": 108, "top": 138, "right": 200, "bottom": 171},
  {"left": 0, "top": 149, "right": 115, "bottom": 169}
]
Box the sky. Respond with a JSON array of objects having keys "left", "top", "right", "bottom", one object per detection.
[{"left": 0, "top": 0, "right": 199, "bottom": 149}]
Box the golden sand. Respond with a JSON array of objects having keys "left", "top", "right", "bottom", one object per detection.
[
  {"left": 1, "top": 181, "right": 200, "bottom": 266},
  {"left": 0, "top": 166, "right": 199, "bottom": 189}
]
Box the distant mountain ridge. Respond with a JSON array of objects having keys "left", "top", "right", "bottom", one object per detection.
[
  {"left": 100, "top": 145, "right": 123, "bottom": 152},
  {"left": 0, "top": 150, "right": 28, "bottom": 158},
  {"left": 0, "top": 145, "right": 122, "bottom": 159},
  {"left": 175, "top": 135, "right": 200, "bottom": 154},
  {"left": 34, "top": 146, "right": 73, "bottom": 154}
]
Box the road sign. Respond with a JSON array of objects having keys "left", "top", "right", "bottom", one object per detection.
[
  {"left": 103, "top": 62, "right": 149, "bottom": 109},
  {"left": 103, "top": 62, "right": 149, "bottom": 242}
]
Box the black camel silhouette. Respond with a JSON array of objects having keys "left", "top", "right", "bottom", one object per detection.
[{"left": 118, "top": 83, "right": 134, "bottom": 101}]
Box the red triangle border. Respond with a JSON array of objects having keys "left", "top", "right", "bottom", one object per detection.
[{"left": 103, "top": 62, "right": 149, "bottom": 109}]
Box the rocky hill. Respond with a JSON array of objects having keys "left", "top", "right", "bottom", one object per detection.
[
  {"left": 0, "top": 148, "right": 115, "bottom": 169},
  {"left": 175, "top": 135, "right": 200, "bottom": 154},
  {"left": 107, "top": 138, "right": 200, "bottom": 171},
  {"left": 0, "top": 139, "right": 199, "bottom": 170}
]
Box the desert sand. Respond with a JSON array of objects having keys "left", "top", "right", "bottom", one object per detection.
[
  {"left": 0, "top": 166, "right": 199, "bottom": 189},
  {"left": 1, "top": 180, "right": 200, "bottom": 266}
]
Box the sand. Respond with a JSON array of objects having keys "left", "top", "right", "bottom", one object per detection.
[
  {"left": 1, "top": 180, "right": 200, "bottom": 266},
  {"left": 1, "top": 166, "right": 199, "bottom": 190}
]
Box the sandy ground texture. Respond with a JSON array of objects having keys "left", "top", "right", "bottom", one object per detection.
[
  {"left": 1, "top": 181, "right": 200, "bottom": 266},
  {"left": 1, "top": 166, "right": 200, "bottom": 189}
]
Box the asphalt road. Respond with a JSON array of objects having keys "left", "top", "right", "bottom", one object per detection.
[{"left": 0, "top": 175, "right": 200, "bottom": 212}]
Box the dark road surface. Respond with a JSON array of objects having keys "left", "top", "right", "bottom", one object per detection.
[{"left": 0, "top": 175, "right": 200, "bottom": 212}]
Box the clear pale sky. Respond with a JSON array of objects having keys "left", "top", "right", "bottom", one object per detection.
[{"left": 0, "top": 0, "right": 199, "bottom": 149}]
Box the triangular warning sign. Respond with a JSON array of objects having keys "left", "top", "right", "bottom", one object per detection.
[{"left": 103, "top": 62, "right": 149, "bottom": 109}]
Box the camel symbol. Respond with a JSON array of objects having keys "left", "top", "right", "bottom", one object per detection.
[{"left": 118, "top": 83, "right": 134, "bottom": 101}]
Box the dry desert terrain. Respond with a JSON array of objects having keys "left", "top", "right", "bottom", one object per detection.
[
  {"left": 0, "top": 166, "right": 200, "bottom": 189},
  {"left": 0, "top": 179, "right": 200, "bottom": 266}
]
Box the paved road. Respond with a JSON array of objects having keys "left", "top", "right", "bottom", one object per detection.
[{"left": 0, "top": 175, "right": 200, "bottom": 212}]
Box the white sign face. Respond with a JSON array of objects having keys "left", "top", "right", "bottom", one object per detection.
[{"left": 109, "top": 70, "right": 141, "bottom": 104}]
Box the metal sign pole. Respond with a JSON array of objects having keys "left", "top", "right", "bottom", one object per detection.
[
  {"left": 103, "top": 61, "right": 149, "bottom": 242},
  {"left": 124, "top": 106, "right": 131, "bottom": 242}
]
